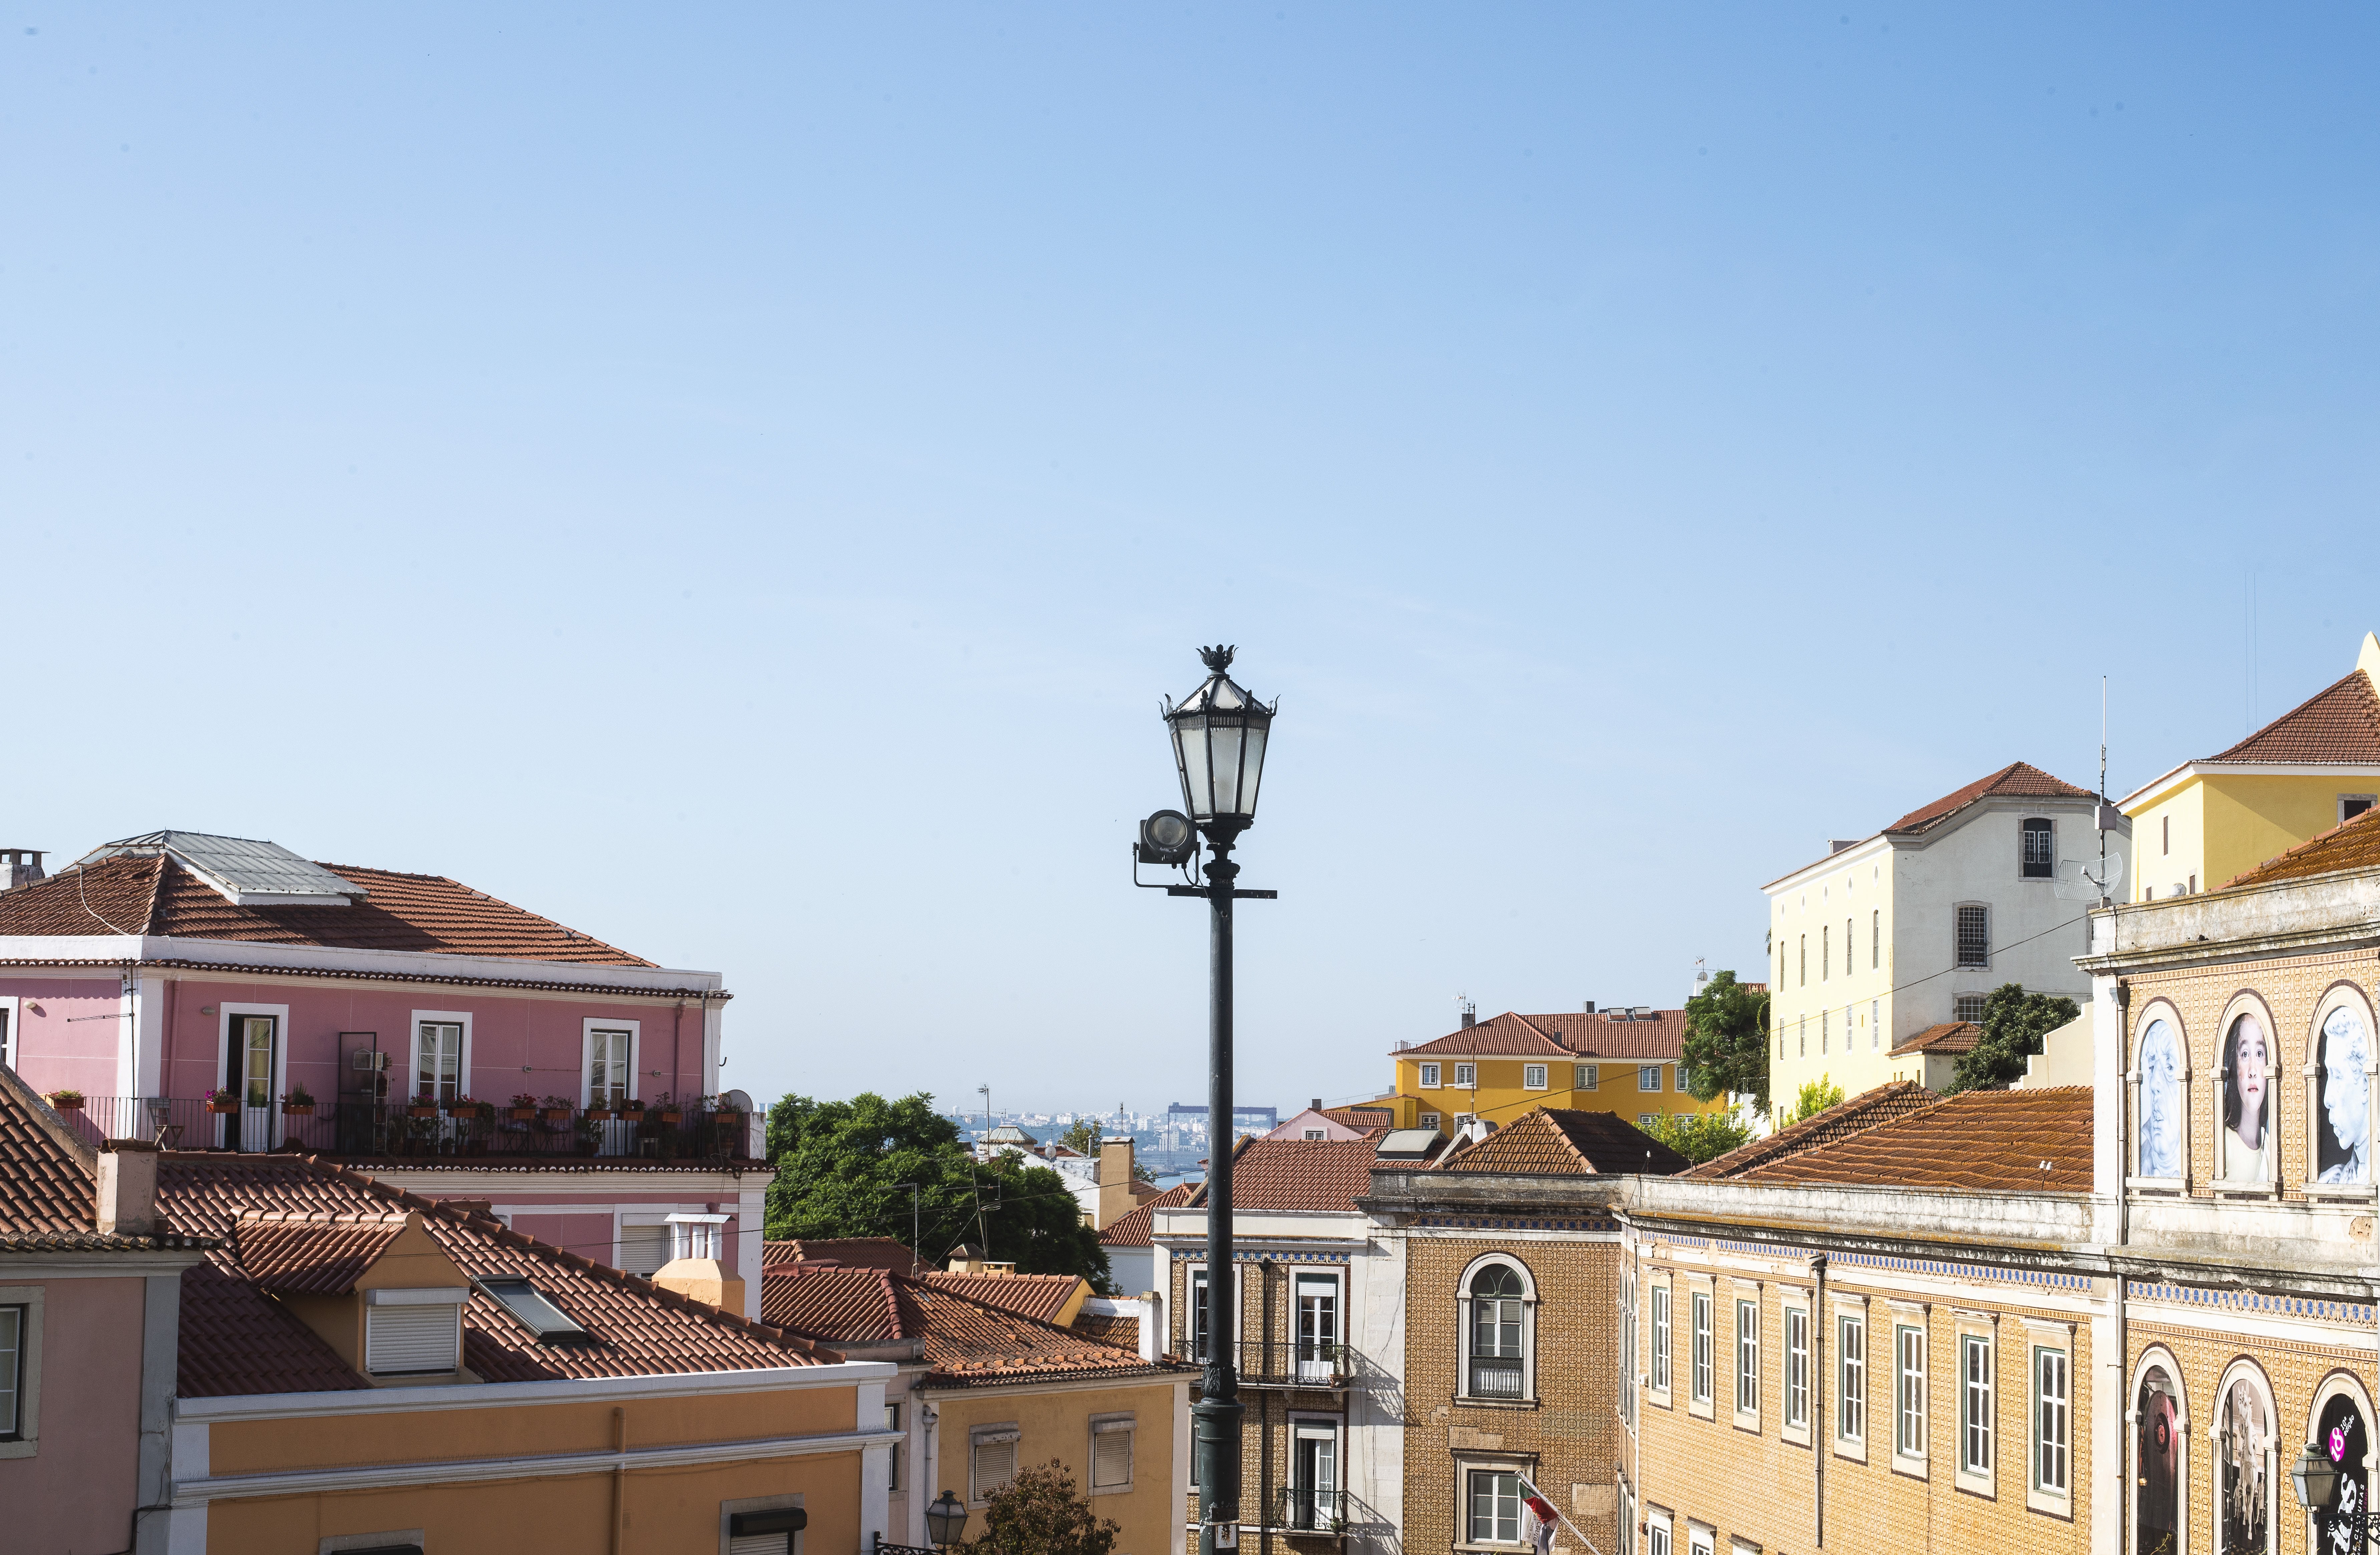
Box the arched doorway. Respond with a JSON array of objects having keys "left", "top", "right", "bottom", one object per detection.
[
  {"left": 2311, "top": 1393, "right": 2370, "bottom": 1554},
  {"left": 2138, "top": 1365, "right": 2180, "bottom": 1555}
]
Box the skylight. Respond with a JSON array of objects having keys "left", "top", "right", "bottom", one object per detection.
[
  {"left": 82, "top": 830, "right": 365, "bottom": 907},
  {"left": 477, "top": 1276, "right": 594, "bottom": 1344}
]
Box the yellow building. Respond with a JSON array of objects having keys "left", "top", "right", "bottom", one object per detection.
[
  {"left": 2120, "top": 631, "right": 2380, "bottom": 902},
  {"left": 1383, "top": 1006, "right": 1729, "bottom": 1137}
]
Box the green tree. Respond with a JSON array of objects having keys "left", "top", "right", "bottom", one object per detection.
[
  {"left": 970, "top": 1461, "right": 1119, "bottom": 1555},
  {"left": 1681, "top": 970, "right": 1774, "bottom": 1116},
  {"left": 1057, "top": 1117, "right": 1101, "bottom": 1157},
  {"left": 1777, "top": 1075, "right": 1846, "bottom": 1127},
  {"left": 762, "top": 1092, "right": 1114, "bottom": 1289},
  {"left": 1646, "top": 1109, "right": 1754, "bottom": 1165},
  {"left": 1948, "top": 983, "right": 2080, "bottom": 1094}
]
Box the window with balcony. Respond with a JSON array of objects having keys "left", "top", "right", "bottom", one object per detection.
[
  {"left": 1453, "top": 1063, "right": 1477, "bottom": 1088},
  {"left": 2020, "top": 818, "right": 2054, "bottom": 878},
  {"left": 1295, "top": 1273, "right": 1340, "bottom": 1380},
  {"left": 416, "top": 1019, "right": 463, "bottom": 1104},
  {"left": 1464, "top": 1261, "right": 1528, "bottom": 1400},
  {"left": 1287, "top": 1419, "right": 1338, "bottom": 1529},
  {"left": 586, "top": 1025, "right": 633, "bottom": 1110}
]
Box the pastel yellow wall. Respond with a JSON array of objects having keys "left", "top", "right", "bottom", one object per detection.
[
  {"left": 930, "top": 1378, "right": 1183, "bottom": 1555},
  {"left": 1769, "top": 849, "right": 1898, "bottom": 1102},
  {"left": 1386, "top": 1055, "right": 1724, "bottom": 1137},
  {"left": 2128, "top": 772, "right": 2370, "bottom": 902}
]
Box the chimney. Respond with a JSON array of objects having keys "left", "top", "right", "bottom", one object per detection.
[
  {"left": 1096, "top": 1139, "right": 1140, "bottom": 1230},
  {"left": 1310, "top": 1097, "right": 1322, "bottom": 1111},
  {"left": 1581, "top": 1001, "right": 1596, "bottom": 1014},
  {"left": 1459, "top": 1000, "right": 1476, "bottom": 1029},
  {"left": 0, "top": 850, "right": 45, "bottom": 892},
  {"left": 98, "top": 1140, "right": 160, "bottom": 1236}
]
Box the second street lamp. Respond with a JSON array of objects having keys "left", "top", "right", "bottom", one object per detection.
[{"left": 1138, "top": 644, "right": 1278, "bottom": 1555}]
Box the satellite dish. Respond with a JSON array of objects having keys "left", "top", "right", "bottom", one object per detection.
[{"left": 2053, "top": 853, "right": 2125, "bottom": 902}]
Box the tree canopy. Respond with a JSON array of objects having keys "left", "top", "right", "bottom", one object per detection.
[
  {"left": 969, "top": 1461, "right": 1120, "bottom": 1555},
  {"left": 1646, "top": 1108, "right": 1753, "bottom": 1165},
  {"left": 1948, "top": 983, "right": 2080, "bottom": 1093},
  {"left": 1777, "top": 1075, "right": 1846, "bottom": 1127},
  {"left": 763, "top": 1092, "right": 1114, "bottom": 1290},
  {"left": 1681, "top": 969, "right": 1773, "bottom": 1116}
]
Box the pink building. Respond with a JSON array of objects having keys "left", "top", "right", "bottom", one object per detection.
[{"left": 0, "top": 831, "right": 772, "bottom": 1316}]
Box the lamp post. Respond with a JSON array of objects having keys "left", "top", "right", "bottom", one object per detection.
[
  {"left": 2293, "top": 1437, "right": 2377, "bottom": 1546},
  {"left": 925, "top": 1491, "right": 968, "bottom": 1550},
  {"left": 1138, "top": 645, "right": 1278, "bottom": 1555}
]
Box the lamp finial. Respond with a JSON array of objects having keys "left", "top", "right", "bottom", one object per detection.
[{"left": 1199, "top": 644, "right": 1236, "bottom": 674}]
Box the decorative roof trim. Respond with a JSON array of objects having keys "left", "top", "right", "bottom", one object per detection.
[{"left": 0, "top": 956, "right": 730, "bottom": 1003}]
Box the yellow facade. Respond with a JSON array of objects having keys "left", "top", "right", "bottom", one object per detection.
[
  {"left": 2123, "top": 633, "right": 2380, "bottom": 903},
  {"left": 926, "top": 1375, "right": 1187, "bottom": 1555},
  {"left": 1768, "top": 845, "right": 1899, "bottom": 1101},
  {"left": 1383, "top": 1051, "right": 1724, "bottom": 1137}
]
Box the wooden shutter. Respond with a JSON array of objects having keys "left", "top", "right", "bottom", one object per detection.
[
  {"left": 972, "top": 1430, "right": 1019, "bottom": 1499},
  {"left": 1092, "top": 1421, "right": 1133, "bottom": 1489},
  {"left": 365, "top": 1304, "right": 458, "bottom": 1374}
]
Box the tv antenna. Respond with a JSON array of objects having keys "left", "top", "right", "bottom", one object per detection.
[{"left": 2056, "top": 677, "right": 2122, "bottom": 905}]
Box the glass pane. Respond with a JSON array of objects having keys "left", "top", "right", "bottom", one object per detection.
[
  {"left": 243, "top": 1019, "right": 274, "bottom": 1106},
  {"left": 1178, "top": 721, "right": 1214, "bottom": 816},
  {"left": 0, "top": 1306, "right": 18, "bottom": 1436},
  {"left": 1240, "top": 725, "right": 1267, "bottom": 816},
  {"left": 1209, "top": 725, "right": 1245, "bottom": 816}
]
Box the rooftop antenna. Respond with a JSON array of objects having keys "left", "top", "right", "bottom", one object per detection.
[{"left": 2057, "top": 675, "right": 2123, "bottom": 907}]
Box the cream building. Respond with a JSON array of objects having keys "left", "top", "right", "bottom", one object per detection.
[{"left": 1764, "top": 761, "right": 2128, "bottom": 1101}]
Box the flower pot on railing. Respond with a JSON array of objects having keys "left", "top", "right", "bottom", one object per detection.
[
  {"left": 587, "top": 1109, "right": 615, "bottom": 1121},
  {"left": 49, "top": 1097, "right": 83, "bottom": 1113},
  {"left": 281, "top": 1104, "right": 315, "bottom": 1117},
  {"left": 409, "top": 1105, "right": 439, "bottom": 1119},
  {"left": 509, "top": 1107, "right": 537, "bottom": 1121},
  {"left": 542, "top": 1108, "right": 571, "bottom": 1123},
  {"left": 659, "top": 1110, "right": 682, "bottom": 1125},
  {"left": 207, "top": 1100, "right": 240, "bottom": 1115}
]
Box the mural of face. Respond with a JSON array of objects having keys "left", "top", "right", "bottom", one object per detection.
[
  {"left": 2320, "top": 1006, "right": 2373, "bottom": 1186},
  {"left": 2232, "top": 1016, "right": 2268, "bottom": 1149},
  {"left": 2139, "top": 1018, "right": 2181, "bottom": 1178}
]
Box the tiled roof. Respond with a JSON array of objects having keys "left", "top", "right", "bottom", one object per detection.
[
  {"left": 1098, "top": 1183, "right": 1195, "bottom": 1247},
  {"left": 762, "top": 1264, "right": 922, "bottom": 1341},
  {"left": 0, "top": 853, "right": 652, "bottom": 966},
  {"left": 1399, "top": 1009, "right": 1688, "bottom": 1062},
  {"left": 1321, "top": 1106, "right": 1394, "bottom": 1129},
  {"left": 1435, "top": 1108, "right": 1691, "bottom": 1176},
  {"left": 761, "top": 1237, "right": 922, "bottom": 1276},
  {"left": 0, "top": 1064, "right": 211, "bottom": 1253},
  {"left": 2220, "top": 804, "right": 2380, "bottom": 891},
  {"left": 2210, "top": 669, "right": 2380, "bottom": 763},
  {"left": 232, "top": 1213, "right": 408, "bottom": 1294},
  {"left": 924, "top": 1271, "right": 1083, "bottom": 1325},
  {"left": 1728, "top": 1087, "right": 2093, "bottom": 1194},
  {"left": 1688, "top": 1082, "right": 1939, "bottom": 1181},
  {"left": 1186, "top": 1136, "right": 1381, "bottom": 1215},
  {"left": 180, "top": 1258, "right": 370, "bottom": 1397},
  {"left": 1889, "top": 1022, "right": 1983, "bottom": 1058},
  {"left": 1071, "top": 1310, "right": 1139, "bottom": 1350},
  {"left": 160, "top": 1154, "right": 833, "bottom": 1396},
  {"left": 1883, "top": 762, "right": 2095, "bottom": 837},
  {"left": 912, "top": 1282, "right": 1179, "bottom": 1387}
]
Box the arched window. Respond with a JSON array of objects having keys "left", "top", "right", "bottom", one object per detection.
[{"left": 1459, "top": 1258, "right": 1534, "bottom": 1402}]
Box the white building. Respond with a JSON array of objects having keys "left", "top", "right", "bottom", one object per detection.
[{"left": 1764, "top": 760, "right": 2130, "bottom": 1100}]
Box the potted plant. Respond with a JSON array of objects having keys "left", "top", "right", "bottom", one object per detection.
[
  {"left": 654, "top": 1091, "right": 682, "bottom": 1125},
  {"left": 204, "top": 1086, "right": 240, "bottom": 1115},
  {"left": 279, "top": 1084, "right": 316, "bottom": 1118},
  {"left": 46, "top": 1088, "right": 84, "bottom": 1112},
  {"left": 539, "top": 1094, "right": 573, "bottom": 1124},
  {"left": 509, "top": 1092, "right": 539, "bottom": 1122},
  {"left": 448, "top": 1094, "right": 489, "bottom": 1120},
  {"left": 586, "top": 1097, "right": 615, "bottom": 1121},
  {"left": 408, "top": 1088, "right": 441, "bottom": 1120},
  {"left": 621, "top": 1096, "right": 646, "bottom": 1116}
]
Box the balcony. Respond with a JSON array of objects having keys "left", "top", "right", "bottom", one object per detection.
[
  {"left": 1273, "top": 1486, "right": 1345, "bottom": 1538},
  {"left": 1228, "top": 1338, "right": 1347, "bottom": 1390},
  {"left": 1468, "top": 1353, "right": 1525, "bottom": 1399},
  {"left": 55, "top": 1096, "right": 755, "bottom": 1163}
]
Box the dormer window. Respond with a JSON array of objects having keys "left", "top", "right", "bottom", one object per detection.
[
  {"left": 364, "top": 1288, "right": 468, "bottom": 1376},
  {"left": 667, "top": 1213, "right": 728, "bottom": 1262}
]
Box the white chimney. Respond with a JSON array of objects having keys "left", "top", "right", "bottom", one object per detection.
[
  {"left": 98, "top": 1140, "right": 160, "bottom": 1236},
  {"left": 0, "top": 850, "right": 45, "bottom": 891}
]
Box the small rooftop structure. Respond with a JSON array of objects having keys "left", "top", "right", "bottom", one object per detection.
[{"left": 82, "top": 830, "right": 367, "bottom": 907}]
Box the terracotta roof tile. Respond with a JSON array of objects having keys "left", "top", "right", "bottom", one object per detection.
[
  {"left": 761, "top": 1237, "right": 923, "bottom": 1276},
  {"left": 1435, "top": 1108, "right": 1691, "bottom": 1176},
  {"left": 1071, "top": 1310, "right": 1139, "bottom": 1350},
  {"left": 1187, "top": 1137, "right": 1380, "bottom": 1214},
  {"left": 1321, "top": 1106, "right": 1394, "bottom": 1129},
  {"left": 1883, "top": 762, "right": 2096, "bottom": 837},
  {"left": 762, "top": 1264, "right": 922, "bottom": 1341},
  {"left": 1688, "top": 1081, "right": 1939, "bottom": 1180},
  {"left": 1400, "top": 1009, "right": 1689, "bottom": 1062},
  {"left": 0, "top": 853, "right": 652, "bottom": 966},
  {"left": 1889, "top": 1022, "right": 1983, "bottom": 1058},
  {"left": 1098, "top": 1183, "right": 1195, "bottom": 1248},
  {"left": 1729, "top": 1087, "right": 2092, "bottom": 1193},
  {"left": 2220, "top": 803, "right": 2380, "bottom": 891},
  {"left": 924, "top": 1271, "right": 1083, "bottom": 1324},
  {"left": 178, "top": 1258, "right": 369, "bottom": 1397},
  {"left": 2210, "top": 669, "right": 2380, "bottom": 763},
  {"left": 756, "top": 1267, "right": 1184, "bottom": 1386},
  {"left": 232, "top": 1214, "right": 408, "bottom": 1295},
  {"left": 160, "top": 1153, "right": 832, "bottom": 1396},
  {"left": 1401, "top": 1012, "right": 1571, "bottom": 1058},
  {"left": 0, "top": 1064, "right": 213, "bottom": 1253}
]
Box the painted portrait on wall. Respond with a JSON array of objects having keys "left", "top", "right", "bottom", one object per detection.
[
  {"left": 2221, "top": 1012, "right": 2272, "bottom": 1183},
  {"left": 2219, "top": 1379, "right": 2268, "bottom": 1555},
  {"left": 2138, "top": 1017, "right": 2182, "bottom": 1178},
  {"left": 2316, "top": 1394, "right": 2370, "bottom": 1555},
  {"left": 2317, "top": 1003, "right": 2373, "bottom": 1186},
  {"left": 2138, "top": 1368, "right": 2180, "bottom": 1555}
]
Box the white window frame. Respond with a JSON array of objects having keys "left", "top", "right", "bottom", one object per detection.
[
  {"left": 1644, "top": 1507, "right": 1673, "bottom": 1555},
  {"left": 1649, "top": 1281, "right": 1672, "bottom": 1402},
  {"left": 1420, "top": 1112, "right": 1441, "bottom": 1130},
  {"left": 1522, "top": 1064, "right": 1548, "bottom": 1091},
  {"left": 1577, "top": 1064, "right": 1598, "bottom": 1090},
  {"left": 1453, "top": 1063, "right": 1477, "bottom": 1088},
  {"left": 1895, "top": 1319, "right": 1928, "bottom": 1473},
  {"left": 667, "top": 1212, "right": 728, "bottom": 1262},
  {"left": 1733, "top": 1295, "right": 1760, "bottom": 1426},
  {"left": 217, "top": 1001, "right": 293, "bottom": 1148},
  {"left": 0, "top": 995, "right": 18, "bottom": 1070},
  {"left": 1783, "top": 1302, "right": 1811, "bottom": 1441},
  {"left": 408, "top": 1009, "right": 473, "bottom": 1106},
  {"left": 1836, "top": 1306, "right": 1866, "bottom": 1460},
  {"left": 1456, "top": 1253, "right": 1536, "bottom": 1405},
  {"left": 0, "top": 1287, "right": 44, "bottom": 1458},
  {"left": 968, "top": 1424, "right": 1021, "bottom": 1505},
  {"left": 1690, "top": 1289, "right": 1713, "bottom": 1413},
  {"left": 1188, "top": 1266, "right": 1212, "bottom": 1362},
  {"left": 1088, "top": 1412, "right": 1136, "bottom": 1495},
  {"left": 582, "top": 1017, "right": 642, "bottom": 1109},
  {"left": 1957, "top": 1329, "right": 1994, "bottom": 1494},
  {"left": 1420, "top": 1062, "right": 1441, "bottom": 1089},
  {"left": 2030, "top": 1338, "right": 2070, "bottom": 1512},
  {"left": 1287, "top": 1413, "right": 1342, "bottom": 1529},
  {"left": 1459, "top": 1461, "right": 1531, "bottom": 1549},
  {"left": 1639, "top": 1065, "right": 1663, "bottom": 1093}
]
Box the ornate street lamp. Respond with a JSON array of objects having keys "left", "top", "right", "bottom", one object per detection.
[
  {"left": 1136, "top": 644, "right": 1279, "bottom": 1555},
  {"left": 2291, "top": 1437, "right": 2375, "bottom": 1547},
  {"left": 925, "top": 1491, "right": 968, "bottom": 1550}
]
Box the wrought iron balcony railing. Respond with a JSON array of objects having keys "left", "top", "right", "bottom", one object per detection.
[
  {"left": 54, "top": 1096, "right": 755, "bottom": 1162},
  {"left": 1274, "top": 1486, "right": 1345, "bottom": 1533},
  {"left": 1468, "top": 1353, "right": 1525, "bottom": 1398}
]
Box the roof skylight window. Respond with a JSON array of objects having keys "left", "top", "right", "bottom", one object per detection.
[{"left": 477, "top": 1276, "right": 594, "bottom": 1344}]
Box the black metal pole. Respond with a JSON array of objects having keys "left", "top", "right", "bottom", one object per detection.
[{"left": 1195, "top": 831, "right": 1244, "bottom": 1555}]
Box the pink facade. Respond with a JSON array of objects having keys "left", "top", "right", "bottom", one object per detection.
[{"left": 0, "top": 1273, "right": 148, "bottom": 1554}]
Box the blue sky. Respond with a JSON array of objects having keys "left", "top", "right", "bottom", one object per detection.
[{"left": 4, "top": 6, "right": 2374, "bottom": 1115}]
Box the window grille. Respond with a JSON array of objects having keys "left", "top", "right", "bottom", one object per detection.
[
  {"left": 1955, "top": 905, "right": 1990, "bottom": 968},
  {"left": 2021, "top": 818, "right": 2054, "bottom": 878},
  {"left": 1954, "top": 993, "right": 1988, "bottom": 1023}
]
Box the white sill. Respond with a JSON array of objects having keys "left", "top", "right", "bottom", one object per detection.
[
  {"left": 1954, "top": 1468, "right": 1994, "bottom": 1499},
  {"left": 2208, "top": 1181, "right": 2278, "bottom": 1198},
  {"left": 1781, "top": 1423, "right": 1811, "bottom": 1449},
  {"left": 2027, "top": 1486, "right": 2073, "bottom": 1518},
  {"left": 2124, "top": 1176, "right": 2188, "bottom": 1193},
  {"left": 2304, "top": 1184, "right": 2380, "bottom": 1203},
  {"left": 0, "top": 1439, "right": 34, "bottom": 1461},
  {"left": 1090, "top": 1483, "right": 1134, "bottom": 1497},
  {"left": 1687, "top": 1396, "right": 1714, "bottom": 1421},
  {"left": 1833, "top": 1436, "right": 1867, "bottom": 1466},
  {"left": 1892, "top": 1452, "right": 1928, "bottom": 1480},
  {"left": 1456, "top": 1394, "right": 1540, "bottom": 1409},
  {"left": 1733, "top": 1409, "right": 1760, "bottom": 1433}
]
